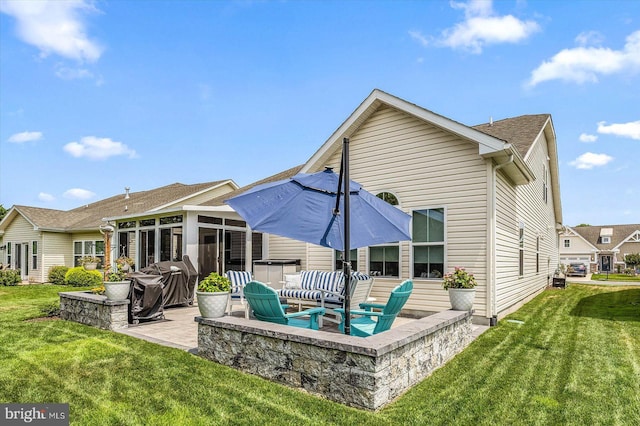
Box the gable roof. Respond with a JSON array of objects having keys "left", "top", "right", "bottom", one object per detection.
[
  {"left": 0, "top": 180, "right": 235, "bottom": 232},
  {"left": 301, "top": 89, "right": 535, "bottom": 185},
  {"left": 570, "top": 224, "right": 640, "bottom": 251},
  {"left": 472, "top": 114, "right": 551, "bottom": 158}
]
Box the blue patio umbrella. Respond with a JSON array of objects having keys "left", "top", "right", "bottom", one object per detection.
[{"left": 225, "top": 138, "right": 411, "bottom": 333}]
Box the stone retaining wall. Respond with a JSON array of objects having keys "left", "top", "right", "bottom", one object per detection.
[
  {"left": 196, "top": 310, "right": 472, "bottom": 410},
  {"left": 59, "top": 291, "right": 129, "bottom": 331}
]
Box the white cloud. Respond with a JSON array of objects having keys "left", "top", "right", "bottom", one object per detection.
[
  {"left": 527, "top": 30, "right": 640, "bottom": 86},
  {"left": 569, "top": 152, "right": 614, "bottom": 169},
  {"left": 414, "top": 0, "right": 540, "bottom": 54},
  {"left": 55, "top": 65, "right": 94, "bottom": 80},
  {"left": 575, "top": 31, "right": 605, "bottom": 47},
  {"left": 0, "top": 0, "right": 103, "bottom": 62},
  {"left": 7, "top": 131, "right": 43, "bottom": 143},
  {"left": 63, "top": 188, "right": 96, "bottom": 200},
  {"left": 597, "top": 120, "right": 640, "bottom": 140},
  {"left": 38, "top": 192, "right": 55, "bottom": 202},
  {"left": 409, "top": 30, "right": 430, "bottom": 47},
  {"left": 63, "top": 136, "right": 137, "bottom": 160},
  {"left": 579, "top": 133, "right": 598, "bottom": 143}
]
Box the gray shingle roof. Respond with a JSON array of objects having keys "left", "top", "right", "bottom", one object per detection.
[
  {"left": 571, "top": 224, "right": 640, "bottom": 250},
  {"left": 473, "top": 114, "right": 550, "bottom": 157},
  {"left": 201, "top": 165, "right": 304, "bottom": 207},
  {"left": 11, "top": 181, "right": 228, "bottom": 231}
]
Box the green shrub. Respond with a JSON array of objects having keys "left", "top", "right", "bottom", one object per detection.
[
  {"left": 0, "top": 269, "right": 21, "bottom": 286},
  {"left": 64, "top": 266, "right": 102, "bottom": 287},
  {"left": 48, "top": 265, "right": 70, "bottom": 285}
]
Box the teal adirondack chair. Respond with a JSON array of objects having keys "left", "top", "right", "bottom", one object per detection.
[
  {"left": 335, "top": 280, "right": 413, "bottom": 337},
  {"left": 244, "top": 281, "right": 325, "bottom": 330}
]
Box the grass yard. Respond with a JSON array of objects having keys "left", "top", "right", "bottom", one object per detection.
[
  {"left": 591, "top": 273, "right": 640, "bottom": 282},
  {"left": 1, "top": 284, "right": 639, "bottom": 425}
]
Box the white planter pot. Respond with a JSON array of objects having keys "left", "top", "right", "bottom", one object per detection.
[
  {"left": 448, "top": 288, "right": 476, "bottom": 311},
  {"left": 196, "top": 291, "right": 230, "bottom": 318},
  {"left": 104, "top": 280, "right": 131, "bottom": 301},
  {"left": 84, "top": 263, "right": 98, "bottom": 271}
]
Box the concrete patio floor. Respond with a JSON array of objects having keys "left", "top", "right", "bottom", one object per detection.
[{"left": 117, "top": 303, "right": 489, "bottom": 353}]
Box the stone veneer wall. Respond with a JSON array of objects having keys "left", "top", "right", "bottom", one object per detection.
[
  {"left": 196, "top": 310, "right": 472, "bottom": 410},
  {"left": 59, "top": 291, "right": 129, "bottom": 331}
]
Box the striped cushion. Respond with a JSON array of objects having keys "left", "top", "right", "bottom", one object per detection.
[
  {"left": 225, "top": 270, "right": 252, "bottom": 295},
  {"left": 279, "top": 288, "right": 322, "bottom": 300},
  {"left": 300, "top": 270, "right": 319, "bottom": 291},
  {"left": 315, "top": 271, "right": 343, "bottom": 293}
]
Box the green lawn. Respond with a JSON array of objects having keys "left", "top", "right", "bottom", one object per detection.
[
  {"left": 1, "top": 284, "right": 639, "bottom": 425},
  {"left": 591, "top": 273, "right": 640, "bottom": 282}
]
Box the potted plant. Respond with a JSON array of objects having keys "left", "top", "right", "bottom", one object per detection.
[
  {"left": 442, "top": 267, "right": 477, "bottom": 311},
  {"left": 196, "top": 272, "right": 231, "bottom": 318},
  {"left": 80, "top": 256, "right": 100, "bottom": 270},
  {"left": 116, "top": 256, "right": 135, "bottom": 272},
  {"left": 103, "top": 264, "right": 131, "bottom": 301}
]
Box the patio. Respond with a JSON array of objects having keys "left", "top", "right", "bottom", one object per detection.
[
  {"left": 115, "top": 303, "right": 465, "bottom": 353},
  {"left": 60, "top": 290, "right": 488, "bottom": 410}
]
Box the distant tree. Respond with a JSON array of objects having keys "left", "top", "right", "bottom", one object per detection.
[
  {"left": 624, "top": 253, "right": 640, "bottom": 270},
  {"left": 575, "top": 223, "right": 591, "bottom": 227},
  {"left": 0, "top": 205, "right": 6, "bottom": 222}
]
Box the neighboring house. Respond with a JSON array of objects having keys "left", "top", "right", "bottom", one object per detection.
[
  {"left": 559, "top": 224, "right": 640, "bottom": 273},
  {"left": 198, "top": 89, "right": 563, "bottom": 323},
  {"left": 0, "top": 181, "right": 237, "bottom": 282}
]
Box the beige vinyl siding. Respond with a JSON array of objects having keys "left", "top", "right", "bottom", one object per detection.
[
  {"left": 560, "top": 234, "right": 595, "bottom": 253},
  {"left": 306, "top": 244, "right": 334, "bottom": 271},
  {"left": 311, "top": 105, "right": 489, "bottom": 315},
  {"left": 495, "top": 131, "right": 557, "bottom": 316},
  {"left": 266, "top": 235, "right": 308, "bottom": 270},
  {"left": 42, "top": 232, "right": 72, "bottom": 281},
  {"left": 2, "top": 215, "right": 45, "bottom": 282}
]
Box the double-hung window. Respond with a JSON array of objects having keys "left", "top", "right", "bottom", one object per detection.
[
  {"left": 369, "top": 246, "right": 399, "bottom": 277},
  {"left": 412, "top": 208, "right": 445, "bottom": 279},
  {"left": 519, "top": 222, "right": 525, "bottom": 276},
  {"left": 32, "top": 241, "right": 38, "bottom": 270}
]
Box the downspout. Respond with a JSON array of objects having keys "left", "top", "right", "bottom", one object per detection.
[{"left": 489, "top": 154, "right": 513, "bottom": 326}]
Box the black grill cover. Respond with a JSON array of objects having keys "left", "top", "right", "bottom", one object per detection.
[
  {"left": 128, "top": 273, "right": 164, "bottom": 323},
  {"left": 139, "top": 256, "right": 197, "bottom": 307}
]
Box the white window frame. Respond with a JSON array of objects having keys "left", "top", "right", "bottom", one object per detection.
[
  {"left": 518, "top": 221, "right": 525, "bottom": 277},
  {"left": 73, "top": 239, "right": 105, "bottom": 267},
  {"left": 411, "top": 206, "right": 446, "bottom": 280},
  {"left": 542, "top": 164, "right": 548, "bottom": 203},
  {"left": 601, "top": 236, "right": 611, "bottom": 244},
  {"left": 564, "top": 239, "right": 570, "bottom": 248},
  {"left": 32, "top": 240, "right": 38, "bottom": 270},
  {"left": 368, "top": 244, "right": 400, "bottom": 278}
]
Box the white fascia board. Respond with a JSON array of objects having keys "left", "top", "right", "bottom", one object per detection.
[
  {"left": 482, "top": 148, "right": 535, "bottom": 185},
  {"left": 182, "top": 205, "right": 235, "bottom": 212},
  {"left": 302, "top": 89, "right": 509, "bottom": 173}
]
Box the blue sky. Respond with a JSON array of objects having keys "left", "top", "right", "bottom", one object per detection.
[{"left": 1, "top": 0, "right": 638, "bottom": 227}]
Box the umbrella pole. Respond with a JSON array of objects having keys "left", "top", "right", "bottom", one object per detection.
[{"left": 342, "top": 137, "right": 351, "bottom": 335}]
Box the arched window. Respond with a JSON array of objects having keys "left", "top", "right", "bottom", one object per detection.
[{"left": 376, "top": 191, "right": 399, "bottom": 206}]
